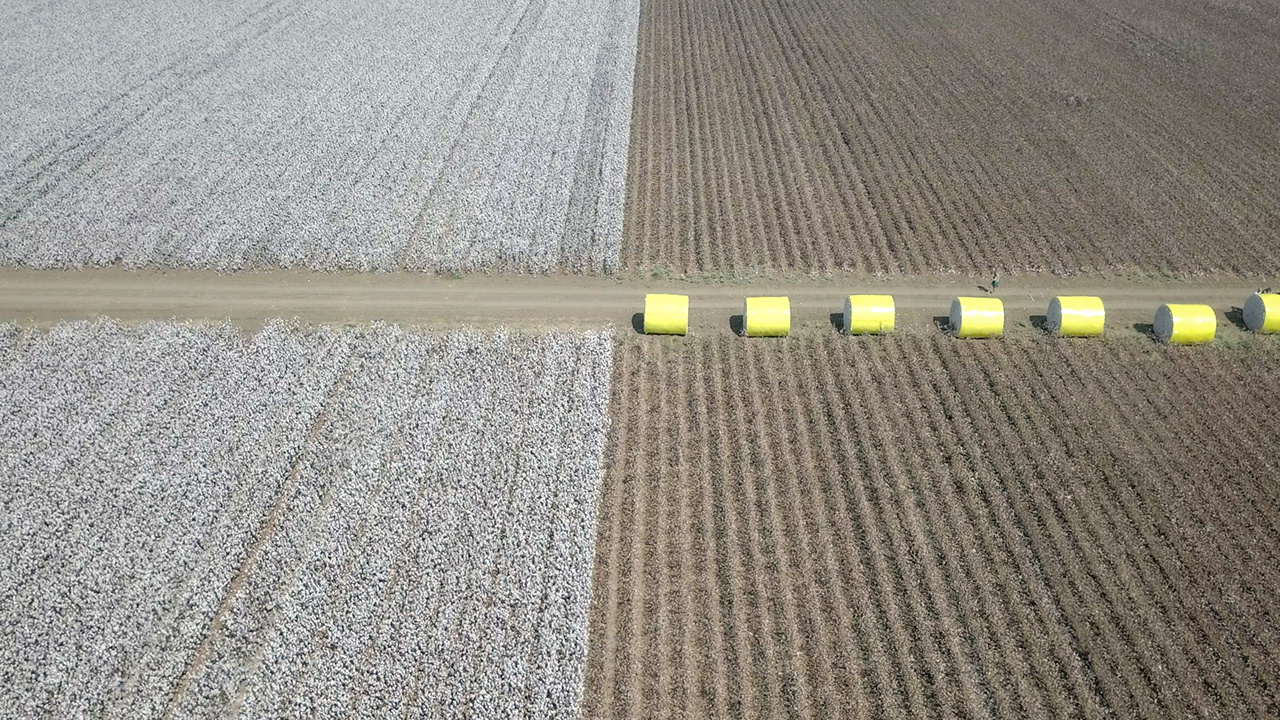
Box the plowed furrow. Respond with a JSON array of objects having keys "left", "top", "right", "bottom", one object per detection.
[
  {"left": 809, "top": 342, "right": 907, "bottom": 718},
  {"left": 857, "top": 339, "right": 991, "bottom": 718},
  {"left": 879, "top": 337, "right": 1058, "bottom": 718},
  {"left": 688, "top": 340, "right": 730, "bottom": 716},
  {"left": 584, "top": 336, "right": 1280, "bottom": 718},
  {"left": 1051, "top": 344, "right": 1276, "bottom": 714},
  {"left": 1033, "top": 341, "right": 1279, "bottom": 714},
  {"left": 757, "top": 344, "right": 840, "bottom": 715},
  {"left": 919, "top": 339, "right": 1157, "bottom": 716}
]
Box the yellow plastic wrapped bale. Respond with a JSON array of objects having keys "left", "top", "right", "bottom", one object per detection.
[
  {"left": 1244, "top": 293, "right": 1280, "bottom": 334},
  {"left": 1047, "top": 296, "right": 1105, "bottom": 337},
  {"left": 844, "top": 295, "right": 895, "bottom": 334},
  {"left": 743, "top": 296, "right": 790, "bottom": 337},
  {"left": 949, "top": 297, "right": 1003, "bottom": 338},
  {"left": 643, "top": 294, "right": 689, "bottom": 335},
  {"left": 1154, "top": 304, "right": 1216, "bottom": 344}
]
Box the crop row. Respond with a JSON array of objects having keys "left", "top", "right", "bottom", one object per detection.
[
  {"left": 0, "top": 0, "right": 639, "bottom": 273},
  {"left": 0, "top": 321, "right": 614, "bottom": 718},
  {"left": 584, "top": 334, "right": 1280, "bottom": 718},
  {"left": 623, "top": 0, "right": 1280, "bottom": 275}
]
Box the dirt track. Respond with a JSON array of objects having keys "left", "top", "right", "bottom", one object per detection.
[{"left": 0, "top": 268, "right": 1268, "bottom": 336}]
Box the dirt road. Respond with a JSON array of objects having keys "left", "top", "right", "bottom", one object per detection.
[{"left": 0, "top": 268, "right": 1266, "bottom": 336}]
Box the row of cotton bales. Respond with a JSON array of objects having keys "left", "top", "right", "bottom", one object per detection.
[{"left": 643, "top": 292, "right": 1280, "bottom": 343}]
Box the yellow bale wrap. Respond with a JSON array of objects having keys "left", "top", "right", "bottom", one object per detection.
[
  {"left": 643, "top": 293, "right": 689, "bottom": 335},
  {"left": 844, "top": 295, "right": 895, "bottom": 334},
  {"left": 744, "top": 296, "right": 790, "bottom": 337},
  {"left": 949, "top": 297, "right": 1004, "bottom": 338},
  {"left": 1154, "top": 304, "right": 1215, "bottom": 344},
  {"left": 1048, "top": 296, "right": 1105, "bottom": 337},
  {"left": 1244, "top": 293, "right": 1280, "bottom": 333}
]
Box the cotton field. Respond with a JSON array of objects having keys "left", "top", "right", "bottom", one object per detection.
[
  {"left": 0, "top": 0, "right": 638, "bottom": 273},
  {"left": 0, "top": 320, "right": 613, "bottom": 718}
]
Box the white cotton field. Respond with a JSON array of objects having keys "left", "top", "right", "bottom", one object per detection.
[
  {"left": 0, "top": 0, "right": 638, "bottom": 273},
  {"left": 0, "top": 320, "right": 614, "bottom": 718}
]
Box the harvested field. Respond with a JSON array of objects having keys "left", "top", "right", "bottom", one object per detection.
[
  {"left": 0, "top": 321, "right": 613, "bottom": 718},
  {"left": 585, "top": 333, "right": 1280, "bottom": 718},
  {"left": 0, "top": 0, "right": 638, "bottom": 273},
  {"left": 624, "top": 0, "right": 1280, "bottom": 276}
]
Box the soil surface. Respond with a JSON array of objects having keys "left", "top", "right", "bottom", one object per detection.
[
  {"left": 584, "top": 334, "right": 1280, "bottom": 719},
  {"left": 623, "top": 0, "right": 1280, "bottom": 276}
]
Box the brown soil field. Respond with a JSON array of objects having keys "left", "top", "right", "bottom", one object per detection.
[
  {"left": 623, "top": 0, "right": 1280, "bottom": 276},
  {"left": 583, "top": 333, "right": 1280, "bottom": 718}
]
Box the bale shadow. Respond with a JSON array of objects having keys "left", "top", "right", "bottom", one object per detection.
[
  {"left": 829, "top": 312, "right": 844, "bottom": 333},
  {"left": 933, "top": 316, "right": 951, "bottom": 334},
  {"left": 631, "top": 312, "right": 645, "bottom": 335},
  {"left": 1226, "top": 307, "right": 1247, "bottom": 331},
  {"left": 1030, "top": 314, "right": 1048, "bottom": 332},
  {"left": 730, "top": 314, "right": 744, "bottom": 336},
  {"left": 1133, "top": 322, "right": 1155, "bottom": 339}
]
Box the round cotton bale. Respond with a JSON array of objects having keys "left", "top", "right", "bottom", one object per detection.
[
  {"left": 949, "top": 297, "right": 1004, "bottom": 338},
  {"left": 1244, "top": 293, "right": 1280, "bottom": 333},
  {"left": 844, "top": 295, "right": 895, "bottom": 334},
  {"left": 643, "top": 293, "right": 689, "bottom": 335},
  {"left": 1153, "top": 303, "right": 1216, "bottom": 344},
  {"left": 743, "top": 296, "right": 790, "bottom": 337},
  {"left": 1047, "top": 296, "right": 1105, "bottom": 337}
]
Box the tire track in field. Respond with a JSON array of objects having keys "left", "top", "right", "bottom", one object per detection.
[
  {"left": 924, "top": 339, "right": 1079, "bottom": 715},
  {"left": 739, "top": 2, "right": 833, "bottom": 271},
  {"left": 618, "top": 0, "right": 652, "bottom": 269},
  {"left": 967, "top": 343, "right": 1208, "bottom": 712},
  {"left": 690, "top": 341, "right": 731, "bottom": 716},
  {"left": 949, "top": 340, "right": 1174, "bottom": 715},
  {"left": 618, "top": 342, "right": 650, "bottom": 718},
  {"left": 723, "top": 343, "right": 791, "bottom": 715},
  {"left": 703, "top": 0, "right": 785, "bottom": 272},
  {"left": 1037, "top": 341, "right": 1269, "bottom": 711},
  {"left": 708, "top": 1, "right": 784, "bottom": 273},
  {"left": 1137, "top": 350, "right": 1280, "bottom": 568},
  {"left": 670, "top": 341, "right": 709, "bottom": 715},
  {"left": 819, "top": 0, "right": 969, "bottom": 273},
  {"left": 401, "top": 0, "right": 551, "bottom": 267},
  {"left": 563, "top": 0, "right": 632, "bottom": 272},
  {"left": 691, "top": 0, "right": 744, "bottom": 272},
  {"left": 812, "top": 343, "right": 914, "bottom": 718},
  {"left": 160, "top": 351, "right": 352, "bottom": 719},
  {"left": 721, "top": 1, "right": 805, "bottom": 272},
  {"left": 801, "top": 346, "right": 880, "bottom": 719},
  {"left": 964, "top": 338, "right": 1267, "bottom": 716},
  {"left": 0, "top": 1, "right": 298, "bottom": 228},
  {"left": 652, "top": 339, "right": 680, "bottom": 713},
  {"left": 679, "top": 1, "right": 718, "bottom": 271},
  {"left": 856, "top": 341, "right": 982, "bottom": 718},
  {"left": 652, "top": 0, "right": 680, "bottom": 270},
  {"left": 803, "top": 1, "right": 969, "bottom": 274},
  {"left": 1188, "top": 351, "right": 1280, "bottom": 551}
]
